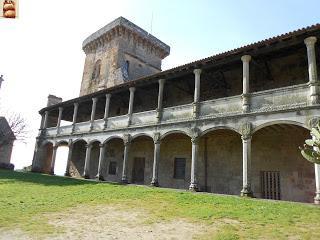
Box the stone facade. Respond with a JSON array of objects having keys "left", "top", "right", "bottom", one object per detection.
[
  {"left": 32, "top": 19, "right": 320, "bottom": 204},
  {"left": 0, "top": 117, "right": 15, "bottom": 168}
]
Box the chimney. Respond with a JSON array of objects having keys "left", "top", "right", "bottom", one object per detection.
[{"left": 47, "top": 94, "right": 62, "bottom": 107}]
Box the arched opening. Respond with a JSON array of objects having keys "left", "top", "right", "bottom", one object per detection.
[
  {"left": 252, "top": 123, "right": 315, "bottom": 203},
  {"left": 69, "top": 140, "right": 87, "bottom": 177},
  {"left": 128, "top": 135, "right": 153, "bottom": 184},
  {"left": 200, "top": 129, "right": 242, "bottom": 194},
  {"left": 87, "top": 141, "right": 101, "bottom": 179},
  {"left": 102, "top": 138, "right": 124, "bottom": 182},
  {"left": 53, "top": 141, "right": 68, "bottom": 176},
  {"left": 159, "top": 132, "right": 191, "bottom": 189}
]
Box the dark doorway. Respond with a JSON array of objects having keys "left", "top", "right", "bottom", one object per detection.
[{"left": 132, "top": 157, "right": 145, "bottom": 183}]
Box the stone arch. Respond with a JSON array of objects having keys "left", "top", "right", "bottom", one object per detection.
[
  {"left": 40, "top": 139, "right": 55, "bottom": 147},
  {"left": 73, "top": 138, "right": 88, "bottom": 144},
  {"left": 160, "top": 130, "right": 190, "bottom": 140},
  {"left": 103, "top": 135, "right": 124, "bottom": 145},
  {"left": 252, "top": 120, "right": 307, "bottom": 134},
  {"left": 88, "top": 139, "right": 101, "bottom": 145},
  {"left": 200, "top": 126, "right": 241, "bottom": 137},
  {"left": 56, "top": 140, "right": 69, "bottom": 146},
  {"left": 131, "top": 133, "right": 153, "bottom": 141},
  {"left": 251, "top": 122, "right": 315, "bottom": 203}
]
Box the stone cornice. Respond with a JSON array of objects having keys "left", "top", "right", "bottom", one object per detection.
[{"left": 82, "top": 17, "right": 170, "bottom": 58}]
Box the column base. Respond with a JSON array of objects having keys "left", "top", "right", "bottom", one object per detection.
[
  {"left": 83, "top": 174, "right": 91, "bottom": 179},
  {"left": 189, "top": 183, "right": 199, "bottom": 192},
  {"left": 240, "top": 188, "right": 253, "bottom": 197},
  {"left": 150, "top": 180, "right": 159, "bottom": 187},
  {"left": 97, "top": 175, "right": 105, "bottom": 181},
  {"left": 121, "top": 178, "right": 128, "bottom": 184}
]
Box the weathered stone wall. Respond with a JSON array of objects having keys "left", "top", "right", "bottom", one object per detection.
[
  {"left": 70, "top": 141, "right": 86, "bottom": 177},
  {"left": 0, "top": 143, "right": 13, "bottom": 165},
  {"left": 252, "top": 126, "right": 315, "bottom": 203}
]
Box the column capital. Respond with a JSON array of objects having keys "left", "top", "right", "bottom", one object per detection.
[
  {"left": 68, "top": 139, "right": 73, "bottom": 147},
  {"left": 123, "top": 134, "right": 131, "bottom": 146},
  {"left": 129, "top": 87, "right": 136, "bottom": 93},
  {"left": 53, "top": 144, "right": 59, "bottom": 150},
  {"left": 92, "top": 97, "right": 98, "bottom": 103},
  {"left": 241, "top": 55, "right": 251, "bottom": 63},
  {"left": 58, "top": 106, "right": 63, "bottom": 112},
  {"left": 99, "top": 143, "right": 105, "bottom": 148},
  {"left": 105, "top": 93, "right": 111, "bottom": 99},
  {"left": 85, "top": 143, "right": 92, "bottom": 149},
  {"left": 153, "top": 132, "right": 161, "bottom": 144},
  {"left": 74, "top": 102, "right": 79, "bottom": 108},
  {"left": 240, "top": 122, "right": 252, "bottom": 140},
  {"left": 191, "top": 136, "right": 200, "bottom": 144},
  {"left": 193, "top": 68, "right": 202, "bottom": 76},
  {"left": 304, "top": 36, "right": 317, "bottom": 47}
]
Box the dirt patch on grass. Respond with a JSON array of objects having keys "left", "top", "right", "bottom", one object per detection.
[{"left": 46, "top": 205, "right": 213, "bottom": 240}]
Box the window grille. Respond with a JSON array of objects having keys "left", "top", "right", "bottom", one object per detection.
[{"left": 260, "top": 171, "right": 281, "bottom": 200}]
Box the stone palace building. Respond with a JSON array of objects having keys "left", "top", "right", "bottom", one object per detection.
[{"left": 32, "top": 17, "right": 320, "bottom": 204}]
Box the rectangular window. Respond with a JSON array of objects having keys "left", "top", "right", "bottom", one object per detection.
[
  {"left": 260, "top": 171, "right": 281, "bottom": 200},
  {"left": 174, "top": 158, "right": 186, "bottom": 179},
  {"left": 108, "top": 161, "right": 117, "bottom": 175}
]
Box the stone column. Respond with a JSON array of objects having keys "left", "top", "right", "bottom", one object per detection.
[
  {"left": 189, "top": 135, "right": 200, "bottom": 191},
  {"left": 304, "top": 36, "right": 320, "bottom": 105},
  {"left": 71, "top": 102, "right": 79, "bottom": 133},
  {"left": 151, "top": 133, "right": 161, "bottom": 186},
  {"left": 90, "top": 97, "right": 98, "bottom": 131},
  {"left": 103, "top": 94, "right": 111, "bottom": 129},
  {"left": 64, "top": 140, "right": 73, "bottom": 176},
  {"left": 97, "top": 143, "right": 106, "bottom": 180},
  {"left": 314, "top": 164, "right": 320, "bottom": 204},
  {"left": 83, "top": 143, "right": 92, "bottom": 179},
  {"left": 240, "top": 122, "right": 253, "bottom": 197},
  {"left": 193, "top": 69, "right": 202, "bottom": 118},
  {"left": 50, "top": 144, "right": 58, "bottom": 175},
  {"left": 43, "top": 111, "right": 49, "bottom": 129},
  {"left": 127, "top": 87, "right": 135, "bottom": 126},
  {"left": 56, "top": 107, "right": 63, "bottom": 134},
  {"left": 121, "top": 134, "right": 131, "bottom": 183},
  {"left": 156, "top": 79, "right": 165, "bottom": 122},
  {"left": 241, "top": 55, "right": 251, "bottom": 113}
]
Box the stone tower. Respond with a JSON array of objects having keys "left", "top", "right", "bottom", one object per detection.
[{"left": 79, "top": 17, "right": 170, "bottom": 96}]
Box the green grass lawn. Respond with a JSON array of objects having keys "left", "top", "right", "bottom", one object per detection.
[{"left": 0, "top": 169, "right": 319, "bottom": 239}]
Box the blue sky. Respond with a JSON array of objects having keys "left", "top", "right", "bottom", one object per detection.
[{"left": 0, "top": 0, "right": 319, "bottom": 173}]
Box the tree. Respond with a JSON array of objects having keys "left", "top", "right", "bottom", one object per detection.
[
  {"left": 0, "top": 112, "right": 28, "bottom": 145},
  {"left": 300, "top": 123, "right": 320, "bottom": 164}
]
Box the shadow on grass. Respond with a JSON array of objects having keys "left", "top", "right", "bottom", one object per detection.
[{"left": 0, "top": 169, "right": 123, "bottom": 187}]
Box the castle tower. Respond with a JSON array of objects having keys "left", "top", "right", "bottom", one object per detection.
[{"left": 79, "top": 17, "right": 170, "bottom": 96}]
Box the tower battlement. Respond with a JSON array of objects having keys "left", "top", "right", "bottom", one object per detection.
[{"left": 80, "top": 17, "right": 170, "bottom": 96}]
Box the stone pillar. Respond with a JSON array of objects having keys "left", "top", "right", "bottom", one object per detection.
[
  {"left": 151, "top": 133, "right": 161, "bottom": 186},
  {"left": 241, "top": 55, "right": 251, "bottom": 113},
  {"left": 240, "top": 122, "right": 253, "bottom": 197},
  {"left": 43, "top": 111, "right": 49, "bottom": 129},
  {"left": 193, "top": 69, "right": 202, "bottom": 118},
  {"left": 121, "top": 134, "right": 131, "bottom": 183},
  {"left": 97, "top": 143, "right": 106, "bottom": 180},
  {"left": 56, "top": 107, "right": 63, "bottom": 134},
  {"left": 304, "top": 36, "right": 320, "bottom": 105},
  {"left": 50, "top": 144, "right": 58, "bottom": 175},
  {"left": 64, "top": 140, "right": 73, "bottom": 176},
  {"left": 103, "top": 94, "right": 111, "bottom": 129},
  {"left": 90, "top": 97, "right": 98, "bottom": 131},
  {"left": 189, "top": 135, "right": 200, "bottom": 191},
  {"left": 71, "top": 102, "right": 79, "bottom": 133},
  {"left": 314, "top": 164, "right": 320, "bottom": 204},
  {"left": 83, "top": 143, "right": 92, "bottom": 179},
  {"left": 127, "top": 87, "right": 135, "bottom": 126},
  {"left": 156, "top": 79, "right": 165, "bottom": 122}
]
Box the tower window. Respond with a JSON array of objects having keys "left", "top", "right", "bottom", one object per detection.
[
  {"left": 123, "top": 60, "right": 130, "bottom": 80},
  {"left": 91, "top": 60, "right": 101, "bottom": 80}
]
